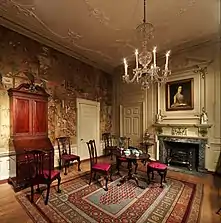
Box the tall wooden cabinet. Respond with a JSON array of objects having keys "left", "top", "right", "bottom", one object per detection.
[{"left": 7, "top": 83, "right": 54, "bottom": 191}]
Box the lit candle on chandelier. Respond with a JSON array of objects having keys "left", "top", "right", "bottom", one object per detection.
[
  {"left": 165, "top": 50, "right": 171, "bottom": 70},
  {"left": 123, "top": 58, "right": 128, "bottom": 76},
  {"left": 153, "top": 46, "right": 157, "bottom": 67},
  {"left": 135, "top": 49, "right": 138, "bottom": 69}
]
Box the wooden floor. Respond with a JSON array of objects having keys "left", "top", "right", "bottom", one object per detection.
[{"left": 0, "top": 157, "right": 221, "bottom": 223}]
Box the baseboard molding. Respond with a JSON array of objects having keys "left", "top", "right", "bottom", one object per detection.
[{"left": 0, "top": 179, "right": 8, "bottom": 185}]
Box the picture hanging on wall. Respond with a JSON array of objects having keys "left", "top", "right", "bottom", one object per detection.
[{"left": 166, "top": 78, "right": 194, "bottom": 111}]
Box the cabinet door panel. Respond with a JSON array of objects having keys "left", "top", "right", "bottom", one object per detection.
[
  {"left": 14, "top": 98, "right": 31, "bottom": 134},
  {"left": 33, "top": 100, "right": 48, "bottom": 135}
]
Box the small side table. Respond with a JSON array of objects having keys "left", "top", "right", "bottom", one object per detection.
[{"left": 140, "top": 142, "right": 154, "bottom": 154}]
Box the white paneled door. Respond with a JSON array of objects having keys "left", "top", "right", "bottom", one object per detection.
[
  {"left": 77, "top": 99, "right": 100, "bottom": 160},
  {"left": 120, "top": 103, "right": 143, "bottom": 147}
]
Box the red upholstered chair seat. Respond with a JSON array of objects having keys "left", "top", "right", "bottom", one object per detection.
[
  {"left": 43, "top": 170, "right": 61, "bottom": 180},
  {"left": 92, "top": 163, "right": 111, "bottom": 172},
  {"left": 62, "top": 154, "right": 79, "bottom": 160},
  {"left": 147, "top": 161, "right": 167, "bottom": 188},
  {"left": 148, "top": 161, "right": 167, "bottom": 170}
]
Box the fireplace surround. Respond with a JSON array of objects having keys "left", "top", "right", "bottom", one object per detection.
[{"left": 158, "top": 135, "right": 207, "bottom": 172}]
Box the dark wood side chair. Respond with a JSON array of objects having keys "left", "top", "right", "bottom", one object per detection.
[
  {"left": 102, "top": 133, "right": 117, "bottom": 160},
  {"left": 86, "top": 140, "right": 112, "bottom": 191},
  {"left": 116, "top": 137, "right": 138, "bottom": 175},
  {"left": 26, "top": 149, "right": 61, "bottom": 205},
  {"left": 56, "top": 137, "right": 81, "bottom": 175}
]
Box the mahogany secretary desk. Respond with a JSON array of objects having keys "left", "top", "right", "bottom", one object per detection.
[{"left": 7, "top": 83, "right": 54, "bottom": 191}]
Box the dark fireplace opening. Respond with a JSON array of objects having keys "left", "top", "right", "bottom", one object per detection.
[{"left": 164, "top": 141, "right": 199, "bottom": 171}]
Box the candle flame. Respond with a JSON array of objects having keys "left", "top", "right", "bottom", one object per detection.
[
  {"left": 153, "top": 46, "right": 157, "bottom": 52},
  {"left": 135, "top": 49, "right": 138, "bottom": 55}
]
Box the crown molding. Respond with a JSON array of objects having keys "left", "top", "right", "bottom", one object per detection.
[
  {"left": 166, "top": 33, "right": 221, "bottom": 56},
  {"left": 0, "top": 16, "right": 114, "bottom": 74},
  {"left": 114, "top": 34, "right": 220, "bottom": 71}
]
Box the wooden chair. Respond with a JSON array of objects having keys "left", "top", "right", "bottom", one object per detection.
[
  {"left": 56, "top": 137, "right": 81, "bottom": 175},
  {"left": 26, "top": 149, "right": 61, "bottom": 205},
  {"left": 86, "top": 140, "right": 112, "bottom": 191},
  {"left": 116, "top": 137, "right": 138, "bottom": 175},
  {"left": 102, "top": 133, "right": 117, "bottom": 160}
]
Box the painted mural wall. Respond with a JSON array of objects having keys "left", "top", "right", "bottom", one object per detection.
[{"left": 0, "top": 25, "right": 112, "bottom": 152}]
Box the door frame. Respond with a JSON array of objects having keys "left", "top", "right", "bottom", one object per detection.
[
  {"left": 120, "top": 102, "right": 145, "bottom": 137},
  {"left": 76, "top": 98, "right": 100, "bottom": 156}
]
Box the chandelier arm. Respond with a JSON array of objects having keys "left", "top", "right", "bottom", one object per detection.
[{"left": 124, "top": 70, "right": 141, "bottom": 83}]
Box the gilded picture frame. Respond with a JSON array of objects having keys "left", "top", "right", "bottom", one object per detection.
[{"left": 166, "top": 78, "right": 194, "bottom": 111}]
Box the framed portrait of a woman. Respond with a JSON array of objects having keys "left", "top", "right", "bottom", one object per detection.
[{"left": 166, "top": 78, "right": 194, "bottom": 111}]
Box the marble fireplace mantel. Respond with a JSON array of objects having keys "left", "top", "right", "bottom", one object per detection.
[
  {"left": 157, "top": 135, "right": 208, "bottom": 172},
  {"left": 153, "top": 123, "right": 212, "bottom": 138}
]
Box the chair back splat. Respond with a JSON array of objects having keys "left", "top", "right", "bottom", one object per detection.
[
  {"left": 56, "top": 137, "right": 81, "bottom": 175},
  {"left": 26, "top": 150, "right": 52, "bottom": 181},
  {"left": 87, "top": 140, "right": 98, "bottom": 168},
  {"left": 57, "top": 137, "right": 71, "bottom": 156},
  {"left": 102, "top": 133, "right": 117, "bottom": 160}
]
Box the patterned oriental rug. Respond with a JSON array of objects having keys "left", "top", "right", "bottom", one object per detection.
[{"left": 16, "top": 172, "right": 203, "bottom": 223}]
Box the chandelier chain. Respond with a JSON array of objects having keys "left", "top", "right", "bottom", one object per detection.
[{"left": 143, "top": 0, "right": 146, "bottom": 23}]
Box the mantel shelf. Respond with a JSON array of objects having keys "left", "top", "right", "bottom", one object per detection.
[
  {"left": 157, "top": 134, "right": 208, "bottom": 140},
  {"left": 152, "top": 123, "right": 212, "bottom": 128},
  {"left": 152, "top": 123, "right": 212, "bottom": 137}
]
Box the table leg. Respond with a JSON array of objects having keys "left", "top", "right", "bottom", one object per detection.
[{"left": 118, "top": 160, "right": 144, "bottom": 189}]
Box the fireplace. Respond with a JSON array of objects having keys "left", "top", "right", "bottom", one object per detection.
[
  {"left": 158, "top": 136, "right": 207, "bottom": 172},
  {"left": 164, "top": 141, "right": 199, "bottom": 171}
]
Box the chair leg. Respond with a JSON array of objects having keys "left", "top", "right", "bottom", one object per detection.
[
  {"left": 58, "top": 159, "right": 62, "bottom": 170},
  {"left": 30, "top": 185, "right": 34, "bottom": 203},
  {"left": 158, "top": 171, "right": 164, "bottom": 188},
  {"left": 152, "top": 171, "right": 154, "bottom": 180},
  {"left": 104, "top": 175, "right": 108, "bottom": 191},
  {"left": 216, "top": 207, "right": 221, "bottom": 215},
  {"left": 57, "top": 175, "right": 61, "bottom": 193},
  {"left": 36, "top": 184, "right": 40, "bottom": 193},
  {"left": 163, "top": 169, "right": 167, "bottom": 183},
  {"left": 77, "top": 157, "right": 81, "bottom": 171},
  {"left": 89, "top": 171, "right": 93, "bottom": 185},
  {"left": 45, "top": 184, "right": 50, "bottom": 205},
  {"left": 109, "top": 168, "right": 113, "bottom": 182},
  {"left": 110, "top": 150, "right": 113, "bottom": 160},
  {"left": 147, "top": 168, "right": 151, "bottom": 184},
  {"left": 134, "top": 161, "right": 138, "bottom": 174},
  {"left": 64, "top": 161, "right": 68, "bottom": 175},
  {"left": 116, "top": 158, "right": 121, "bottom": 174}
]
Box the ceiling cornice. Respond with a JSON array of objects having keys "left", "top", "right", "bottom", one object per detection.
[
  {"left": 114, "top": 33, "right": 220, "bottom": 71},
  {"left": 0, "top": 16, "right": 114, "bottom": 74}
]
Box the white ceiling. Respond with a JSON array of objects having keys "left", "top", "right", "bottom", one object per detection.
[{"left": 0, "top": 0, "right": 220, "bottom": 73}]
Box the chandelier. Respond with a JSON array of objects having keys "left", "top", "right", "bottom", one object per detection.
[{"left": 122, "top": 0, "right": 171, "bottom": 90}]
